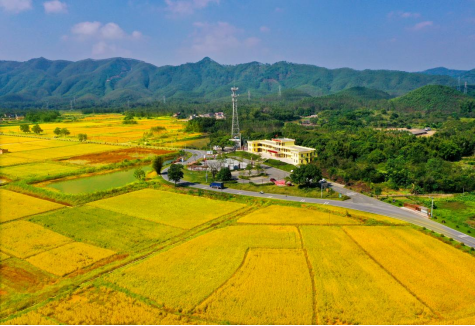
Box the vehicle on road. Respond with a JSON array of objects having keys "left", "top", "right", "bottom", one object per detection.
[{"left": 210, "top": 182, "right": 224, "bottom": 189}]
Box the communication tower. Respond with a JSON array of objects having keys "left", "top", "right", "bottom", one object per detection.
[
  {"left": 464, "top": 81, "right": 468, "bottom": 95},
  {"left": 278, "top": 85, "right": 282, "bottom": 97},
  {"left": 163, "top": 96, "right": 166, "bottom": 104},
  {"left": 248, "top": 89, "right": 251, "bottom": 101},
  {"left": 231, "top": 87, "right": 241, "bottom": 145},
  {"left": 458, "top": 77, "right": 461, "bottom": 92}
]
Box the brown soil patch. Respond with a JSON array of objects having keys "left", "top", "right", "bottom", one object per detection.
[
  {"left": 64, "top": 148, "right": 175, "bottom": 164},
  {"left": 0, "top": 263, "right": 53, "bottom": 292}
]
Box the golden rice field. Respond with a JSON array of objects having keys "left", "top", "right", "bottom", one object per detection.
[
  {"left": 36, "top": 286, "right": 205, "bottom": 325},
  {"left": 301, "top": 226, "right": 433, "bottom": 325},
  {"left": 0, "top": 252, "right": 10, "bottom": 261},
  {"left": 88, "top": 189, "right": 246, "bottom": 229},
  {"left": 0, "top": 162, "right": 82, "bottom": 180},
  {"left": 0, "top": 139, "right": 78, "bottom": 153},
  {"left": 105, "top": 225, "right": 299, "bottom": 312},
  {"left": 195, "top": 249, "right": 313, "bottom": 325},
  {"left": 26, "top": 242, "right": 116, "bottom": 276},
  {"left": 0, "top": 189, "right": 63, "bottom": 223},
  {"left": 1, "top": 312, "right": 54, "bottom": 325},
  {"left": 238, "top": 205, "right": 361, "bottom": 225},
  {"left": 345, "top": 226, "right": 475, "bottom": 320},
  {"left": 0, "top": 143, "right": 121, "bottom": 167},
  {"left": 0, "top": 220, "right": 72, "bottom": 258},
  {"left": 0, "top": 115, "right": 197, "bottom": 145}
]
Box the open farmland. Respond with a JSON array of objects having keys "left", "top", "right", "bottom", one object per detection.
[
  {"left": 0, "top": 162, "right": 82, "bottom": 180},
  {"left": 26, "top": 242, "right": 116, "bottom": 276},
  {"left": 0, "top": 221, "right": 72, "bottom": 258},
  {"left": 105, "top": 225, "right": 300, "bottom": 312},
  {"left": 238, "top": 205, "right": 361, "bottom": 225},
  {"left": 30, "top": 206, "right": 183, "bottom": 252},
  {"left": 65, "top": 147, "right": 175, "bottom": 165},
  {"left": 88, "top": 189, "right": 247, "bottom": 229},
  {"left": 195, "top": 249, "right": 313, "bottom": 325},
  {"left": 0, "top": 189, "right": 63, "bottom": 223},
  {"left": 2, "top": 187, "right": 475, "bottom": 324}
]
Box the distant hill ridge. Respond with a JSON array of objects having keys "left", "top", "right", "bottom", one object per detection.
[{"left": 0, "top": 57, "right": 469, "bottom": 107}]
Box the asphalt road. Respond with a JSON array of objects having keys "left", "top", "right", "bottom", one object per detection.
[{"left": 162, "top": 149, "right": 475, "bottom": 248}]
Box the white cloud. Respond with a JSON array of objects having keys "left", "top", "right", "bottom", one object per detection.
[
  {"left": 100, "top": 23, "right": 125, "bottom": 39},
  {"left": 388, "top": 11, "right": 420, "bottom": 19},
  {"left": 67, "top": 21, "right": 144, "bottom": 57},
  {"left": 189, "top": 21, "right": 260, "bottom": 54},
  {"left": 0, "top": 0, "right": 32, "bottom": 13},
  {"left": 410, "top": 21, "right": 433, "bottom": 31},
  {"left": 43, "top": 0, "right": 67, "bottom": 14},
  {"left": 165, "top": 0, "right": 219, "bottom": 15},
  {"left": 72, "top": 21, "right": 102, "bottom": 36},
  {"left": 260, "top": 26, "right": 270, "bottom": 33}
]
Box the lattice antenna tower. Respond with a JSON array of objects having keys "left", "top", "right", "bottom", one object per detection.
[
  {"left": 163, "top": 96, "right": 166, "bottom": 104},
  {"left": 464, "top": 81, "right": 468, "bottom": 95},
  {"left": 278, "top": 85, "right": 282, "bottom": 97},
  {"left": 248, "top": 89, "right": 251, "bottom": 101},
  {"left": 231, "top": 87, "right": 240, "bottom": 139}
]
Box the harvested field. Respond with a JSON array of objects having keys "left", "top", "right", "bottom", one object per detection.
[
  {"left": 65, "top": 147, "right": 175, "bottom": 165},
  {"left": 0, "top": 189, "right": 63, "bottom": 223},
  {"left": 37, "top": 286, "right": 203, "bottom": 325},
  {"left": 105, "top": 225, "right": 299, "bottom": 312},
  {"left": 0, "top": 258, "right": 54, "bottom": 294},
  {"left": 88, "top": 189, "right": 246, "bottom": 229},
  {"left": 26, "top": 242, "right": 116, "bottom": 276},
  {"left": 238, "top": 205, "right": 361, "bottom": 225},
  {"left": 195, "top": 249, "right": 313, "bottom": 325},
  {"left": 30, "top": 206, "right": 183, "bottom": 252},
  {"left": 0, "top": 221, "right": 72, "bottom": 258},
  {"left": 345, "top": 226, "right": 475, "bottom": 319},
  {"left": 312, "top": 204, "right": 409, "bottom": 225}
]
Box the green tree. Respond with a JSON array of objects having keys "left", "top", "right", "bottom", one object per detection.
[
  {"left": 134, "top": 167, "right": 146, "bottom": 181},
  {"left": 168, "top": 164, "right": 184, "bottom": 186},
  {"left": 290, "top": 164, "right": 322, "bottom": 187},
  {"left": 20, "top": 124, "right": 30, "bottom": 133},
  {"left": 61, "top": 128, "right": 70, "bottom": 136},
  {"left": 78, "top": 133, "right": 87, "bottom": 142},
  {"left": 31, "top": 124, "right": 43, "bottom": 134},
  {"left": 152, "top": 156, "right": 164, "bottom": 174},
  {"left": 54, "top": 127, "right": 62, "bottom": 136},
  {"left": 217, "top": 167, "right": 232, "bottom": 181},
  {"left": 374, "top": 186, "right": 382, "bottom": 198}
]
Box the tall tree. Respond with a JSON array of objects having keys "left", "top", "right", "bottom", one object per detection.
[
  {"left": 31, "top": 124, "right": 43, "bottom": 134},
  {"left": 168, "top": 164, "right": 184, "bottom": 186},
  {"left": 152, "top": 156, "right": 164, "bottom": 174}
]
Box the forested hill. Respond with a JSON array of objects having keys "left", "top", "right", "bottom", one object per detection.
[
  {"left": 420, "top": 67, "right": 475, "bottom": 84},
  {"left": 390, "top": 85, "right": 475, "bottom": 113},
  {"left": 0, "top": 57, "right": 459, "bottom": 108}
]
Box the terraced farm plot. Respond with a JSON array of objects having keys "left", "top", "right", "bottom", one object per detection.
[
  {"left": 30, "top": 206, "right": 183, "bottom": 252},
  {"left": 26, "top": 242, "right": 116, "bottom": 276},
  {"left": 0, "top": 162, "right": 82, "bottom": 180},
  {"left": 106, "top": 225, "right": 299, "bottom": 311},
  {"left": 301, "top": 226, "right": 433, "bottom": 325},
  {"left": 88, "top": 189, "right": 246, "bottom": 229},
  {"left": 345, "top": 226, "right": 475, "bottom": 319},
  {"left": 0, "top": 189, "right": 63, "bottom": 223},
  {"left": 0, "top": 221, "right": 72, "bottom": 258},
  {"left": 36, "top": 286, "right": 202, "bottom": 325},
  {"left": 1, "top": 312, "right": 54, "bottom": 325},
  {"left": 238, "top": 205, "right": 361, "bottom": 225},
  {"left": 65, "top": 147, "right": 175, "bottom": 165},
  {"left": 195, "top": 249, "right": 313, "bottom": 325},
  {"left": 0, "top": 139, "right": 78, "bottom": 153}
]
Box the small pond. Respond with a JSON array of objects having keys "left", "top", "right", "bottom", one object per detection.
[{"left": 46, "top": 166, "right": 153, "bottom": 194}]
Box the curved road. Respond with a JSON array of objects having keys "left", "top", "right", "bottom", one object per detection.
[{"left": 162, "top": 150, "right": 475, "bottom": 248}]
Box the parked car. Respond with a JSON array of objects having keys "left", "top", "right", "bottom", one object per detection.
[{"left": 210, "top": 182, "right": 224, "bottom": 189}]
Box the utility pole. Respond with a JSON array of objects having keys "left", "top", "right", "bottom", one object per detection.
[
  {"left": 278, "top": 85, "right": 282, "bottom": 98},
  {"left": 248, "top": 89, "right": 250, "bottom": 101},
  {"left": 163, "top": 96, "right": 166, "bottom": 104},
  {"left": 431, "top": 197, "right": 434, "bottom": 218},
  {"left": 458, "top": 77, "right": 461, "bottom": 92},
  {"left": 464, "top": 81, "right": 468, "bottom": 95}
]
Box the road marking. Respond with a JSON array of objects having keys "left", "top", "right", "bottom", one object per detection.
[
  {"left": 324, "top": 202, "right": 329, "bottom": 205},
  {"left": 347, "top": 192, "right": 356, "bottom": 196},
  {"left": 267, "top": 196, "right": 273, "bottom": 198},
  {"left": 459, "top": 234, "right": 469, "bottom": 238},
  {"left": 237, "top": 192, "right": 242, "bottom": 195},
  {"left": 300, "top": 199, "right": 306, "bottom": 202}
]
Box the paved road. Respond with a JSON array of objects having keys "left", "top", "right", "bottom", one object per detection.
[{"left": 162, "top": 150, "right": 475, "bottom": 248}]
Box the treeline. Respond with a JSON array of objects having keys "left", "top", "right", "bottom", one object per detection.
[{"left": 281, "top": 120, "right": 475, "bottom": 193}]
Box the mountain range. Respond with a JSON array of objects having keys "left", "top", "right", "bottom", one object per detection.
[{"left": 0, "top": 57, "right": 472, "bottom": 108}]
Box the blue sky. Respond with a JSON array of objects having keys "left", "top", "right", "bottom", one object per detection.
[{"left": 0, "top": 0, "right": 474, "bottom": 71}]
